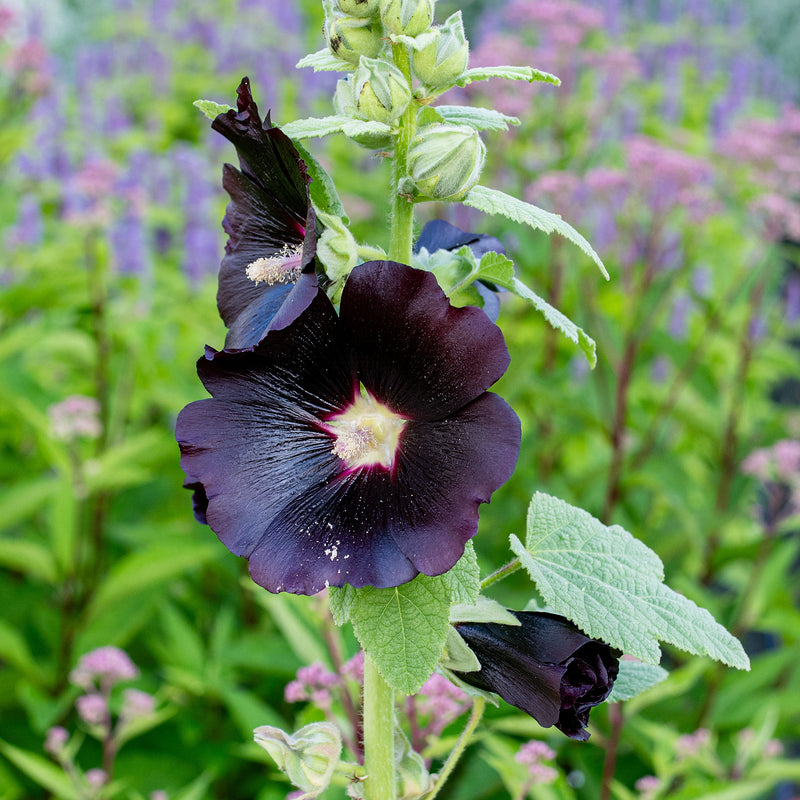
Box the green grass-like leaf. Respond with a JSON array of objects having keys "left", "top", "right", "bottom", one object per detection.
[{"left": 511, "top": 493, "right": 750, "bottom": 669}]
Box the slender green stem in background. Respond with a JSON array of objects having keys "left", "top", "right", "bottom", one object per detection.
[
  {"left": 421, "top": 697, "right": 485, "bottom": 800},
  {"left": 481, "top": 558, "right": 521, "bottom": 590},
  {"left": 599, "top": 701, "right": 625, "bottom": 800},
  {"left": 363, "top": 654, "right": 396, "bottom": 800},
  {"left": 388, "top": 43, "right": 417, "bottom": 264}
]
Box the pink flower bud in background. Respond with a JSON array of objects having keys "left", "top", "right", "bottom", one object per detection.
[
  {"left": 76, "top": 693, "right": 108, "bottom": 726},
  {"left": 516, "top": 739, "right": 556, "bottom": 766},
  {"left": 121, "top": 688, "right": 156, "bottom": 719},
  {"left": 764, "top": 739, "right": 784, "bottom": 758},
  {"left": 44, "top": 726, "right": 69, "bottom": 757},
  {"left": 70, "top": 646, "right": 139, "bottom": 689},
  {"left": 86, "top": 768, "right": 107, "bottom": 789},
  {"left": 150, "top": 792, "right": 169, "bottom": 800},
  {"left": 675, "top": 728, "right": 710, "bottom": 758},
  {"left": 635, "top": 775, "right": 661, "bottom": 799},
  {"left": 48, "top": 395, "right": 102, "bottom": 442},
  {"left": 284, "top": 680, "right": 307, "bottom": 704},
  {"left": 341, "top": 651, "right": 364, "bottom": 684}
]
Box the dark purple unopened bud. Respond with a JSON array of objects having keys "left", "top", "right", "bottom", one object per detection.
[{"left": 454, "top": 611, "right": 619, "bottom": 741}]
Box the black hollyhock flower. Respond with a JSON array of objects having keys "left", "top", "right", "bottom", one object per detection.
[
  {"left": 176, "top": 260, "right": 520, "bottom": 595},
  {"left": 414, "top": 220, "right": 507, "bottom": 321},
  {"left": 211, "top": 77, "right": 317, "bottom": 349},
  {"left": 454, "top": 611, "right": 620, "bottom": 741}
]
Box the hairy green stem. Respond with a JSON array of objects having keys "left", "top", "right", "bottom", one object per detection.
[
  {"left": 481, "top": 558, "right": 521, "bottom": 590},
  {"left": 388, "top": 43, "right": 417, "bottom": 264},
  {"left": 421, "top": 697, "right": 485, "bottom": 800},
  {"left": 363, "top": 654, "right": 396, "bottom": 800}
]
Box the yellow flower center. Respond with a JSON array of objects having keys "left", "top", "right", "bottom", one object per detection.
[{"left": 327, "top": 388, "right": 406, "bottom": 470}]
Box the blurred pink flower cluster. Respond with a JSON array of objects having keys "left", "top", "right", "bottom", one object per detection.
[
  {"left": 717, "top": 105, "right": 800, "bottom": 242},
  {"left": 284, "top": 652, "right": 469, "bottom": 765},
  {"left": 45, "top": 646, "right": 161, "bottom": 800}
]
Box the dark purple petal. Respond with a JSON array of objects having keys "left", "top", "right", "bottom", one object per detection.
[
  {"left": 176, "top": 290, "right": 354, "bottom": 560},
  {"left": 224, "top": 270, "right": 320, "bottom": 350},
  {"left": 340, "top": 261, "right": 511, "bottom": 420},
  {"left": 389, "top": 392, "right": 520, "bottom": 575},
  {"left": 454, "top": 612, "right": 619, "bottom": 741},
  {"left": 248, "top": 468, "right": 418, "bottom": 594},
  {"left": 212, "top": 77, "right": 316, "bottom": 328}
]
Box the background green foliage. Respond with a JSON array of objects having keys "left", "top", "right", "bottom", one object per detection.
[{"left": 1, "top": 0, "right": 799, "bottom": 798}]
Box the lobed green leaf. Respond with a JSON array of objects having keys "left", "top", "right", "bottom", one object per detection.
[{"left": 511, "top": 493, "right": 750, "bottom": 670}]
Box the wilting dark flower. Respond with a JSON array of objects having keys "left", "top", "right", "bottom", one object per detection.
[
  {"left": 414, "top": 219, "right": 506, "bottom": 320},
  {"left": 454, "top": 611, "right": 619, "bottom": 741},
  {"left": 177, "top": 260, "right": 520, "bottom": 595},
  {"left": 211, "top": 77, "right": 317, "bottom": 349}
]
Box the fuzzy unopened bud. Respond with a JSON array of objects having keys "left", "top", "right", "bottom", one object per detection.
[
  {"left": 327, "top": 16, "right": 383, "bottom": 64},
  {"left": 334, "top": 78, "right": 393, "bottom": 149},
  {"left": 412, "top": 11, "right": 469, "bottom": 87},
  {"left": 405, "top": 123, "right": 485, "bottom": 200},
  {"left": 354, "top": 57, "right": 411, "bottom": 125},
  {"left": 336, "top": 0, "right": 380, "bottom": 18},
  {"left": 254, "top": 723, "right": 342, "bottom": 799},
  {"left": 380, "top": 0, "right": 434, "bottom": 37}
]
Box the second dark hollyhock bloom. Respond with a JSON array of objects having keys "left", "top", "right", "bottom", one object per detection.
[
  {"left": 176, "top": 260, "right": 521, "bottom": 595},
  {"left": 212, "top": 77, "right": 317, "bottom": 350},
  {"left": 454, "top": 611, "right": 620, "bottom": 741}
]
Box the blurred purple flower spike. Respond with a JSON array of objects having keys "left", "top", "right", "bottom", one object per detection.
[{"left": 177, "top": 261, "right": 520, "bottom": 595}]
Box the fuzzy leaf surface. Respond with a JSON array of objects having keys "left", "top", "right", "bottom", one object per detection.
[
  {"left": 193, "top": 99, "right": 233, "bottom": 119},
  {"left": 349, "top": 573, "right": 450, "bottom": 694},
  {"left": 296, "top": 49, "right": 353, "bottom": 72},
  {"left": 441, "top": 542, "right": 480, "bottom": 606},
  {"left": 434, "top": 106, "right": 520, "bottom": 132},
  {"left": 463, "top": 185, "right": 608, "bottom": 278},
  {"left": 293, "top": 140, "right": 349, "bottom": 223},
  {"left": 511, "top": 493, "right": 750, "bottom": 670},
  {"left": 282, "top": 116, "right": 392, "bottom": 141},
  {"left": 509, "top": 278, "right": 597, "bottom": 367},
  {"left": 607, "top": 660, "right": 669, "bottom": 702},
  {"left": 456, "top": 66, "right": 561, "bottom": 87}
]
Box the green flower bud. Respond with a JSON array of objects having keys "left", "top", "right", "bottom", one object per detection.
[
  {"left": 336, "top": 0, "right": 380, "bottom": 18},
  {"left": 354, "top": 56, "right": 412, "bottom": 125},
  {"left": 412, "top": 11, "right": 469, "bottom": 87},
  {"left": 380, "top": 0, "right": 434, "bottom": 37},
  {"left": 327, "top": 15, "right": 383, "bottom": 64},
  {"left": 405, "top": 123, "right": 486, "bottom": 200},
  {"left": 333, "top": 77, "right": 394, "bottom": 149},
  {"left": 254, "top": 723, "right": 341, "bottom": 799}
]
